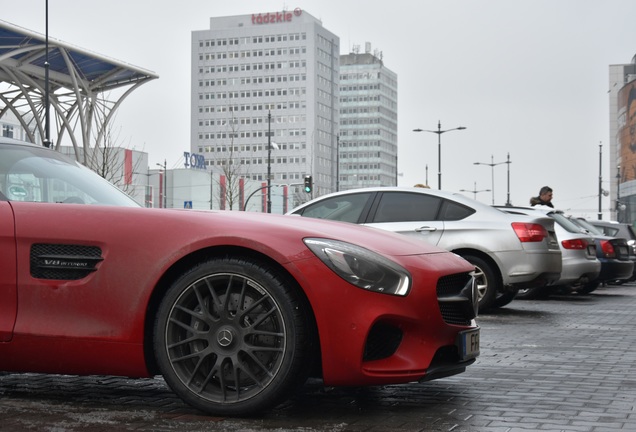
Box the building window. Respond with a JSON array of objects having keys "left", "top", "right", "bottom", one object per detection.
[{"left": 2, "top": 124, "right": 14, "bottom": 138}]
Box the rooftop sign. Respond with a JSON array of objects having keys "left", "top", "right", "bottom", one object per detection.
[{"left": 252, "top": 8, "right": 302, "bottom": 25}]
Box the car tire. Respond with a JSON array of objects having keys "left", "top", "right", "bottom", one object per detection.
[
  {"left": 575, "top": 281, "right": 600, "bottom": 294},
  {"left": 153, "top": 257, "right": 314, "bottom": 416},
  {"left": 462, "top": 254, "right": 500, "bottom": 311},
  {"left": 515, "top": 286, "right": 550, "bottom": 300},
  {"left": 493, "top": 288, "right": 519, "bottom": 307},
  {"left": 606, "top": 279, "right": 625, "bottom": 286}
]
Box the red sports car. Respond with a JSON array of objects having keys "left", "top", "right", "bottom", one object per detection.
[{"left": 0, "top": 139, "right": 479, "bottom": 416}]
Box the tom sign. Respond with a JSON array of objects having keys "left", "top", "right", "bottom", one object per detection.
[{"left": 183, "top": 152, "right": 206, "bottom": 170}]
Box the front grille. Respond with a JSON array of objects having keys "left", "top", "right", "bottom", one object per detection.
[
  {"left": 437, "top": 273, "right": 477, "bottom": 326},
  {"left": 31, "top": 244, "right": 103, "bottom": 280}
]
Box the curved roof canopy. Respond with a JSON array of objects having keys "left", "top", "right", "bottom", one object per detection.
[{"left": 0, "top": 19, "right": 158, "bottom": 162}]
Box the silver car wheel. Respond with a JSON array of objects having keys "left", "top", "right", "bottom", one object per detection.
[
  {"left": 472, "top": 265, "right": 488, "bottom": 300},
  {"left": 462, "top": 254, "right": 500, "bottom": 311}
]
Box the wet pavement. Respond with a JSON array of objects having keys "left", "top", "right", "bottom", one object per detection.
[{"left": 1, "top": 283, "right": 635, "bottom": 431}]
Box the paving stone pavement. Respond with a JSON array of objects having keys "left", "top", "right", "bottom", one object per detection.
[{"left": 1, "top": 284, "right": 635, "bottom": 431}]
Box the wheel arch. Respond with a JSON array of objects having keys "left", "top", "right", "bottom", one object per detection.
[
  {"left": 142, "top": 245, "right": 320, "bottom": 376},
  {"left": 451, "top": 248, "right": 503, "bottom": 285}
]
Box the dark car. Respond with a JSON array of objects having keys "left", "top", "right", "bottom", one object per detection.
[
  {"left": 568, "top": 217, "right": 634, "bottom": 292},
  {"left": 584, "top": 219, "right": 636, "bottom": 282}
]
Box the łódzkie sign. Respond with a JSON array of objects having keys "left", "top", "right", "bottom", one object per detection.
[{"left": 252, "top": 8, "right": 302, "bottom": 25}]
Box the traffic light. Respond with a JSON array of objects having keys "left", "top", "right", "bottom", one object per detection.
[{"left": 303, "top": 175, "right": 313, "bottom": 193}]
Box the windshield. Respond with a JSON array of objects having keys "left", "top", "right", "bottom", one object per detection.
[
  {"left": 0, "top": 143, "right": 140, "bottom": 207},
  {"left": 569, "top": 217, "right": 604, "bottom": 235},
  {"left": 550, "top": 212, "right": 586, "bottom": 234}
]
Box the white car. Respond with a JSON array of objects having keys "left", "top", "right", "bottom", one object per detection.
[{"left": 287, "top": 187, "right": 562, "bottom": 311}]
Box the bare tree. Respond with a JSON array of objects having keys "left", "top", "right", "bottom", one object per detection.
[
  {"left": 83, "top": 117, "right": 145, "bottom": 199},
  {"left": 210, "top": 108, "right": 252, "bottom": 210}
]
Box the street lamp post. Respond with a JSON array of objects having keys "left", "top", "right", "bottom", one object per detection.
[
  {"left": 413, "top": 120, "right": 466, "bottom": 190},
  {"left": 336, "top": 135, "right": 340, "bottom": 192},
  {"left": 473, "top": 153, "right": 512, "bottom": 206},
  {"left": 460, "top": 182, "right": 491, "bottom": 200},
  {"left": 598, "top": 143, "right": 603, "bottom": 220},
  {"left": 43, "top": 0, "right": 51, "bottom": 148},
  {"left": 156, "top": 160, "right": 167, "bottom": 208},
  {"left": 505, "top": 153, "right": 511, "bottom": 206},
  {"left": 133, "top": 168, "right": 158, "bottom": 207},
  {"left": 616, "top": 164, "right": 622, "bottom": 223},
  {"left": 265, "top": 112, "right": 281, "bottom": 213},
  {"left": 267, "top": 112, "right": 272, "bottom": 213}
]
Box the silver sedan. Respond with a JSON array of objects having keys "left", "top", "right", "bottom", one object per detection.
[
  {"left": 498, "top": 207, "right": 601, "bottom": 298},
  {"left": 287, "top": 187, "right": 562, "bottom": 311}
]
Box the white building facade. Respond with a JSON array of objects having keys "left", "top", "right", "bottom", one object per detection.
[
  {"left": 1, "top": 110, "right": 35, "bottom": 142},
  {"left": 191, "top": 8, "right": 340, "bottom": 208},
  {"left": 339, "top": 47, "right": 398, "bottom": 191}
]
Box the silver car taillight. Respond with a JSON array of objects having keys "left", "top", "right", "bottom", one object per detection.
[{"left": 511, "top": 222, "right": 548, "bottom": 242}]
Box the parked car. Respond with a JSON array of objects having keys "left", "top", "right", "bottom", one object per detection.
[
  {"left": 496, "top": 206, "right": 600, "bottom": 298},
  {"left": 586, "top": 219, "right": 636, "bottom": 249},
  {"left": 0, "top": 139, "right": 480, "bottom": 416},
  {"left": 287, "top": 187, "right": 562, "bottom": 311},
  {"left": 584, "top": 219, "right": 636, "bottom": 282},
  {"left": 568, "top": 217, "right": 635, "bottom": 290}
]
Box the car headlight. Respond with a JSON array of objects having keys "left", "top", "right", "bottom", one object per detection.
[{"left": 304, "top": 238, "right": 411, "bottom": 296}]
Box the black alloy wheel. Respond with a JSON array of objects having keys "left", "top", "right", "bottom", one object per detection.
[
  {"left": 154, "top": 257, "right": 314, "bottom": 416},
  {"left": 493, "top": 288, "right": 519, "bottom": 307}
]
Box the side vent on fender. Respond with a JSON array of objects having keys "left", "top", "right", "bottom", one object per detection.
[{"left": 30, "top": 244, "right": 103, "bottom": 280}]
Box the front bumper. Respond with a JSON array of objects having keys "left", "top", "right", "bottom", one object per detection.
[
  {"left": 420, "top": 346, "right": 478, "bottom": 382},
  {"left": 289, "top": 251, "right": 479, "bottom": 387}
]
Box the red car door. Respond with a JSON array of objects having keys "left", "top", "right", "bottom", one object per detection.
[{"left": 0, "top": 201, "right": 17, "bottom": 341}]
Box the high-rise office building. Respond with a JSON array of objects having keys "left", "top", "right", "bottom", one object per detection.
[
  {"left": 339, "top": 45, "right": 398, "bottom": 191},
  {"left": 191, "top": 8, "right": 340, "bottom": 207}
]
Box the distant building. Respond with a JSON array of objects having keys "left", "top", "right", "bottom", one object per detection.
[
  {"left": 339, "top": 44, "right": 398, "bottom": 190},
  {"left": 57, "top": 146, "right": 150, "bottom": 207},
  {"left": 191, "top": 8, "right": 340, "bottom": 208},
  {"left": 1, "top": 110, "right": 35, "bottom": 142},
  {"left": 609, "top": 56, "right": 636, "bottom": 224}
]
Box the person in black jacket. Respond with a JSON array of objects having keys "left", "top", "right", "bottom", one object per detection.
[{"left": 530, "top": 186, "right": 554, "bottom": 208}]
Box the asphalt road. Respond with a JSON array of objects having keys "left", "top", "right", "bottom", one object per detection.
[{"left": 1, "top": 283, "right": 635, "bottom": 432}]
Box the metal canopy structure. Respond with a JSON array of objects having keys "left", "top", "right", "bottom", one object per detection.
[{"left": 0, "top": 19, "right": 158, "bottom": 162}]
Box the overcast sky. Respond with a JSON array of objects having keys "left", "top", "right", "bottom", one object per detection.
[{"left": 3, "top": 0, "right": 636, "bottom": 216}]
